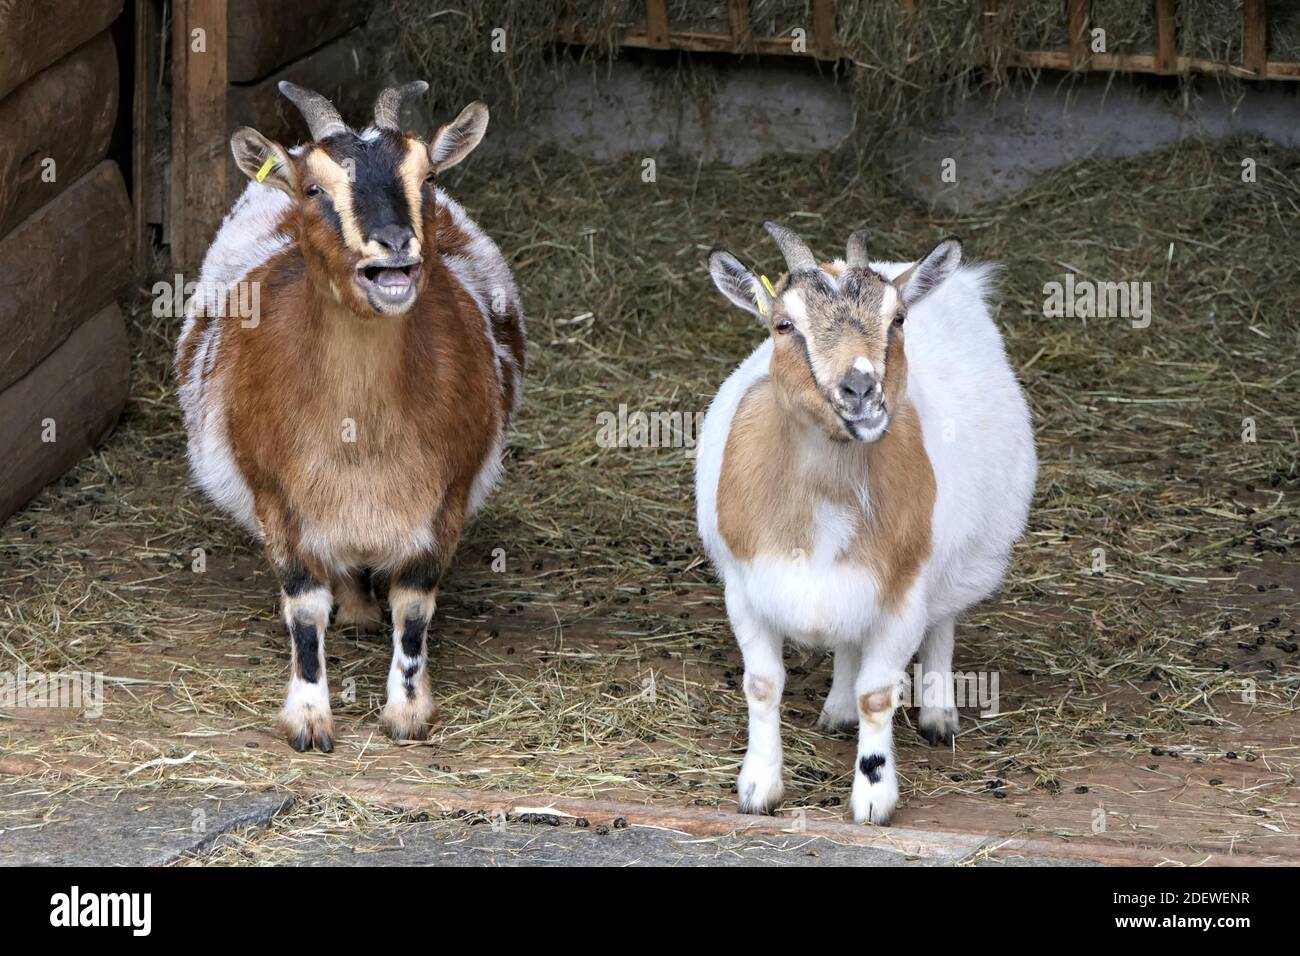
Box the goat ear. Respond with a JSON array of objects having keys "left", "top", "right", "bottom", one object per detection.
[
  {"left": 428, "top": 101, "right": 489, "bottom": 173},
  {"left": 231, "top": 127, "right": 296, "bottom": 195},
  {"left": 894, "top": 236, "right": 962, "bottom": 306},
  {"left": 709, "top": 249, "right": 771, "bottom": 321}
]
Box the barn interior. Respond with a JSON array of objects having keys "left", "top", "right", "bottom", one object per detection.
[{"left": 0, "top": 1, "right": 1297, "bottom": 866}]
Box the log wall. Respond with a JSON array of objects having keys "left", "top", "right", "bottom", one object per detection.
[
  {"left": 166, "top": 0, "right": 377, "bottom": 266},
  {"left": 0, "top": 7, "right": 132, "bottom": 522}
]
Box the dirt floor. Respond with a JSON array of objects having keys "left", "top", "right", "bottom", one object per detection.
[{"left": 1, "top": 139, "right": 1297, "bottom": 865}]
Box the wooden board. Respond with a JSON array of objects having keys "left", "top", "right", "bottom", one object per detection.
[
  {"left": 0, "top": 302, "right": 129, "bottom": 522},
  {"left": 0, "top": 0, "right": 123, "bottom": 100},
  {"left": 0, "top": 32, "right": 118, "bottom": 240},
  {"left": 0, "top": 162, "right": 132, "bottom": 393},
  {"left": 133, "top": 0, "right": 165, "bottom": 272},
  {"left": 170, "top": 0, "right": 230, "bottom": 267},
  {"left": 226, "top": 28, "right": 379, "bottom": 149},
  {"left": 226, "top": 0, "right": 369, "bottom": 83}
]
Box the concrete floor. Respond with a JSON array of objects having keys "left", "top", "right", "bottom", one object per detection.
[{"left": 0, "top": 786, "right": 1093, "bottom": 867}]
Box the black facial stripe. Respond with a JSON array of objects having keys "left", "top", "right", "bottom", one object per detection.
[
  {"left": 318, "top": 193, "right": 343, "bottom": 238},
  {"left": 318, "top": 132, "right": 418, "bottom": 242}
]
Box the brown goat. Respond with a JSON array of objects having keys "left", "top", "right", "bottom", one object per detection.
[{"left": 175, "top": 82, "right": 524, "bottom": 751}]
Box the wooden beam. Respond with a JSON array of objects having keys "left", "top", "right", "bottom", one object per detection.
[
  {"left": 1004, "top": 47, "right": 1300, "bottom": 81},
  {"left": 560, "top": 3, "right": 1300, "bottom": 78},
  {"left": 170, "top": 0, "right": 229, "bottom": 267},
  {"left": 1155, "top": 0, "right": 1177, "bottom": 75},
  {"left": 644, "top": 0, "right": 669, "bottom": 49},
  {"left": 0, "top": 303, "right": 129, "bottom": 523},
  {"left": 1067, "top": 0, "right": 1088, "bottom": 70},
  {"left": 0, "top": 162, "right": 131, "bottom": 393},
  {"left": 0, "top": 0, "right": 122, "bottom": 100},
  {"left": 132, "top": 0, "right": 160, "bottom": 272},
  {"left": 812, "top": 0, "right": 835, "bottom": 60},
  {"left": 565, "top": 27, "right": 842, "bottom": 60},
  {"left": 1243, "top": 0, "right": 1268, "bottom": 77},
  {"left": 0, "top": 32, "right": 118, "bottom": 239},
  {"left": 226, "top": 0, "right": 368, "bottom": 83},
  {"left": 727, "top": 0, "right": 751, "bottom": 51}
]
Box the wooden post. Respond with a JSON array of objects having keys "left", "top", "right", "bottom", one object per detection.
[
  {"left": 1154, "top": 0, "right": 1177, "bottom": 75},
  {"left": 1243, "top": 0, "right": 1268, "bottom": 77},
  {"left": 1068, "top": 0, "right": 1088, "bottom": 70},
  {"left": 132, "top": 0, "right": 160, "bottom": 272},
  {"left": 170, "top": 0, "right": 229, "bottom": 267},
  {"left": 812, "top": 0, "right": 835, "bottom": 59},
  {"left": 644, "top": 0, "right": 669, "bottom": 49},
  {"left": 727, "top": 0, "right": 751, "bottom": 51}
]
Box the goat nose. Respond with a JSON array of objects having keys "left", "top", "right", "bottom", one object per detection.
[
  {"left": 839, "top": 369, "right": 875, "bottom": 404},
  {"left": 372, "top": 224, "right": 414, "bottom": 253}
]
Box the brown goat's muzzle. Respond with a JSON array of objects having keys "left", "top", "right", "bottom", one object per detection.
[{"left": 353, "top": 254, "right": 423, "bottom": 316}]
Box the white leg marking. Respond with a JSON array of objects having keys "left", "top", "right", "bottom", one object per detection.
[
  {"left": 917, "top": 616, "right": 960, "bottom": 745},
  {"left": 380, "top": 586, "right": 437, "bottom": 741},
  {"left": 731, "top": 594, "right": 785, "bottom": 814},
  {"left": 279, "top": 586, "right": 334, "bottom": 752},
  {"left": 850, "top": 613, "right": 925, "bottom": 825},
  {"left": 818, "top": 643, "right": 861, "bottom": 731}
]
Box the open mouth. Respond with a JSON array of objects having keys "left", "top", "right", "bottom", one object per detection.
[
  {"left": 839, "top": 404, "right": 888, "bottom": 439},
  {"left": 354, "top": 256, "right": 422, "bottom": 309}
]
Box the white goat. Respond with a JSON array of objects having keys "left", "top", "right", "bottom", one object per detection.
[{"left": 696, "top": 222, "right": 1036, "bottom": 824}]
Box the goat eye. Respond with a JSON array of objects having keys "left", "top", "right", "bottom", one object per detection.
[
  {"left": 304, "top": 183, "right": 321, "bottom": 197},
  {"left": 892, "top": 312, "right": 905, "bottom": 327},
  {"left": 424, "top": 171, "right": 436, "bottom": 185},
  {"left": 775, "top": 319, "right": 793, "bottom": 333}
]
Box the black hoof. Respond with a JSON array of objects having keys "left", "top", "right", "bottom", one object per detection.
[
  {"left": 289, "top": 730, "right": 334, "bottom": 753},
  {"left": 919, "top": 725, "right": 955, "bottom": 746}
]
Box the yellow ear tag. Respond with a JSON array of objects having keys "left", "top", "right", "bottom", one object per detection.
[
  {"left": 756, "top": 274, "right": 776, "bottom": 315},
  {"left": 255, "top": 156, "right": 276, "bottom": 183}
]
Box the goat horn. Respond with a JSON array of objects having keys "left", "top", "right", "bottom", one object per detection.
[
  {"left": 278, "top": 81, "right": 347, "bottom": 141},
  {"left": 845, "top": 228, "right": 870, "bottom": 269},
  {"left": 373, "top": 80, "right": 430, "bottom": 130},
  {"left": 763, "top": 221, "right": 818, "bottom": 274}
]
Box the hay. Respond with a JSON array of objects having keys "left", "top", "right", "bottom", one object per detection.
[
  {"left": 2, "top": 133, "right": 1296, "bottom": 836},
  {"left": 375, "top": 1, "right": 1288, "bottom": 158},
  {"left": 1091, "top": 0, "right": 1157, "bottom": 55}
]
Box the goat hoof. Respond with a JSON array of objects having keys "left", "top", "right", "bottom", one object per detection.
[
  {"left": 737, "top": 755, "right": 784, "bottom": 815},
  {"left": 381, "top": 694, "right": 433, "bottom": 742},
  {"left": 286, "top": 723, "right": 334, "bottom": 753},
  {"left": 280, "top": 683, "right": 334, "bottom": 753},
  {"left": 851, "top": 761, "right": 899, "bottom": 826},
  {"left": 816, "top": 702, "right": 858, "bottom": 733},
  {"left": 917, "top": 706, "right": 960, "bottom": 746}
]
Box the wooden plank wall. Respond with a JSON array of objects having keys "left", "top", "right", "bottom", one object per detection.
[
  {"left": 165, "top": 0, "right": 372, "bottom": 266},
  {"left": 0, "top": 4, "right": 132, "bottom": 521}
]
